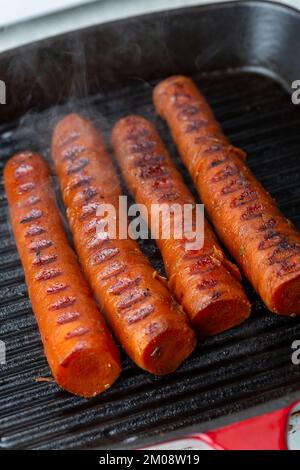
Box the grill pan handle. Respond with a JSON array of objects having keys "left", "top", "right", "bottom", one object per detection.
[{"left": 142, "top": 401, "right": 299, "bottom": 450}]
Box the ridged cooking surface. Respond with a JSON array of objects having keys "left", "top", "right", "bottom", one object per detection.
[{"left": 1, "top": 72, "right": 300, "bottom": 449}]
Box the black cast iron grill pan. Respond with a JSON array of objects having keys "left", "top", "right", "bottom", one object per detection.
[{"left": 1, "top": 0, "right": 300, "bottom": 450}]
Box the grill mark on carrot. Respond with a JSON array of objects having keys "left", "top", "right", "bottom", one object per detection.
[
  {"left": 91, "top": 247, "right": 119, "bottom": 265},
  {"left": 20, "top": 209, "right": 42, "bottom": 224},
  {"left": 80, "top": 187, "right": 98, "bottom": 202},
  {"left": 25, "top": 225, "right": 46, "bottom": 237},
  {"left": 80, "top": 202, "right": 99, "bottom": 220},
  {"left": 15, "top": 164, "right": 34, "bottom": 178},
  {"left": 68, "top": 176, "right": 92, "bottom": 190},
  {"left": 58, "top": 131, "right": 80, "bottom": 148},
  {"left": 117, "top": 289, "right": 150, "bottom": 310},
  {"left": 158, "top": 191, "right": 180, "bottom": 201},
  {"left": 108, "top": 276, "right": 141, "bottom": 295},
  {"left": 62, "top": 145, "right": 85, "bottom": 161},
  {"left": 127, "top": 304, "right": 155, "bottom": 325},
  {"left": 18, "top": 182, "right": 35, "bottom": 193},
  {"left": 185, "top": 119, "right": 208, "bottom": 133},
  {"left": 177, "top": 104, "right": 200, "bottom": 120},
  {"left": 56, "top": 311, "right": 80, "bottom": 325},
  {"left": 25, "top": 195, "right": 41, "bottom": 206},
  {"left": 138, "top": 164, "right": 168, "bottom": 180},
  {"left": 49, "top": 296, "right": 76, "bottom": 310},
  {"left": 100, "top": 262, "right": 126, "bottom": 280},
  {"left": 30, "top": 239, "right": 53, "bottom": 252},
  {"left": 87, "top": 234, "right": 109, "bottom": 249},
  {"left": 84, "top": 218, "right": 98, "bottom": 233},
  {"left": 240, "top": 203, "right": 263, "bottom": 221},
  {"left": 230, "top": 189, "right": 258, "bottom": 208},
  {"left": 33, "top": 254, "right": 57, "bottom": 266},
  {"left": 47, "top": 283, "right": 68, "bottom": 294},
  {"left": 197, "top": 279, "right": 219, "bottom": 290},
  {"left": 211, "top": 164, "right": 239, "bottom": 183},
  {"left": 211, "top": 291, "right": 222, "bottom": 300},
  {"left": 35, "top": 268, "right": 62, "bottom": 281},
  {"left": 221, "top": 178, "right": 248, "bottom": 195},
  {"left": 65, "top": 327, "right": 89, "bottom": 339},
  {"left": 133, "top": 154, "right": 165, "bottom": 167},
  {"left": 67, "top": 158, "right": 89, "bottom": 175},
  {"left": 277, "top": 261, "right": 300, "bottom": 278},
  {"left": 125, "top": 128, "right": 151, "bottom": 142},
  {"left": 258, "top": 218, "right": 277, "bottom": 231},
  {"left": 269, "top": 241, "right": 300, "bottom": 266},
  {"left": 189, "top": 256, "right": 217, "bottom": 274},
  {"left": 60, "top": 341, "right": 88, "bottom": 367},
  {"left": 130, "top": 140, "right": 156, "bottom": 153}
]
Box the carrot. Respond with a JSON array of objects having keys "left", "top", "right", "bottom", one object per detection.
[
  {"left": 4, "top": 152, "right": 121, "bottom": 397},
  {"left": 51, "top": 114, "right": 196, "bottom": 374},
  {"left": 153, "top": 75, "right": 300, "bottom": 315},
  {"left": 112, "top": 115, "right": 250, "bottom": 336}
]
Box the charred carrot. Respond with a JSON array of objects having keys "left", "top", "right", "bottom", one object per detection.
[
  {"left": 154, "top": 75, "right": 300, "bottom": 315},
  {"left": 112, "top": 115, "right": 250, "bottom": 336},
  {"left": 51, "top": 114, "right": 196, "bottom": 374},
  {"left": 4, "top": 152, "right": 121, "bottom": 397}
]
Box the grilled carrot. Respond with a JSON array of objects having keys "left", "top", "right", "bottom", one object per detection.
[
  {"left": 112, "top": 115, "right": 250, "bottom": 336},
  {"left": 51, "top": 114, "right": 196, "bottom": 374},
  {"left": 4, "top": 152, "right": 121, "bottom": 397},
  {"left": 153, "top": 75, "right": 300, "bottom": 315}
]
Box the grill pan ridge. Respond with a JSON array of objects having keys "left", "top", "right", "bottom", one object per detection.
[{"left": 1, "top": 1, "right": 300, "bottom": 450}]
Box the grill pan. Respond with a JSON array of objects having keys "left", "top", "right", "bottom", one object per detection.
[{"left": 1, "top": 0, "right": 300, "bottom": 450}]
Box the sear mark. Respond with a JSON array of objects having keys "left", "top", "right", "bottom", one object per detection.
[
  {"left": 49, "top": 296, "right": 76, "bottom": 311},
  {"left": 15, "top": 164, "right": 33, "bottom": 178},
  {"left": 80, "top": 187, "right": 98, "bottom": 202},
  {"left": 35, "top": 268, "right": 62, "bottom": 281},
  {"left": 241, "top": 203, "right": 263, "bottom": 221},
  {"left": 58, "top": 131, "right": 80, "bottom": 148},
  {"left": 62, "top": 145, "right": 85, "bottom": 161},
  {"left": 189, "top": 256, "right": 217, "bottom": 274},
  {"left": 68, "top": 176, "right": 92, "bottom": 190},
  {"left": 100, "top": 262, "right": 126, "bottom": 280},
  {"left": 18, "top": 182, "right": 35, "bottom": 194},
  {"left": 108, "top": 276, "right": 141, "bottom": 295},
  {"left": 92, "top": 247, "right": 119, "bottom": 265},
  {"left": 87, "top": 234, "right": 109, "bottom": 249},
  {"left": 33, "top": 254, "right": 57, "bottom": 266},
  {"left": 65, "top": 326, "right": 89, "bottom": 339},
  {"left": 20, "top": 209, "right": 42, "bottom": 224},
  {"left": 230, "top": 189, "right": 258, "bottom": 208},
  {"left": 25, "top": 195, "right": 41, "bottom": 206},
  {"left": 117, "top": 289, "right": 150, "bottom": 310},
  {"left": 130, "top": 140, "right": 156, "bottom": 153},
  {"left": 197, "top": 279, "right": 219, "bottom": 290},
  {"left": 127, "top": 304, "right": 155, "bottom": 325},
  {"left": 185, "top": 119, "right": 208, "bottom": 133},
  {"left": 30, "top": 239, "right": 53, "bottom": 252},
  {"left": 25, "top": 225, "right": 45, "bottom": 237},
  {"left": 211, "top": 164, "right": 239, "bottom": 183},
  {"left": 47, "top": 283, "right": 68, "bottom": 294},
  {"left": 57, "top": 311, "right": 80, "bottom": 325},
  {"left": 138, "top": 164, "right": 168, "bottom": 180},
  {"left": 67, "top": 158, "right": 89, "bottom": 175},
  {"left": 80, "top": 202, "right": 99, "bottom": 220}
]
